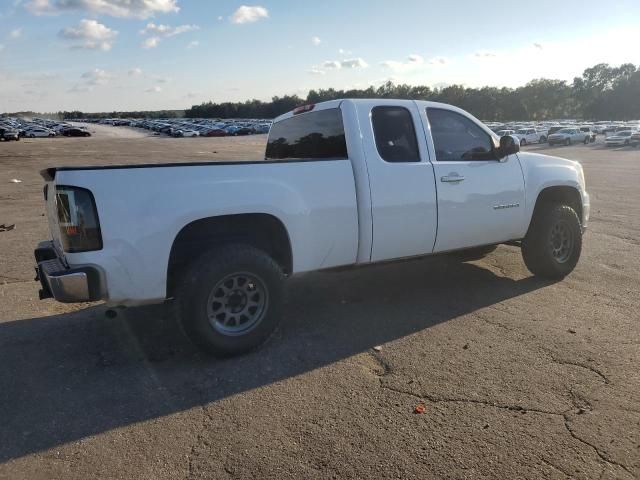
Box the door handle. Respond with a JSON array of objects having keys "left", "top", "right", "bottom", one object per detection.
[{"left": 441, "top": 175, "right": 465, "bottom": 183}]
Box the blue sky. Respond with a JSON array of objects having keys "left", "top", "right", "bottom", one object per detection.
[{"left": 1, "top": 0, "right": 639, "bottom": 112}]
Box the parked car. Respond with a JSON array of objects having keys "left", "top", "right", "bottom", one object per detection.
[
  {"left": 495, "top": 129, "right": 516, "bottom": 137},
  {"left": 0, "top": 128, "right": 20, "bottom": 141},
  {"left": 605, "top": 130, "right": 634, "bottom": 147},
  {"left": 201, "top": 128, "right": 228, "bottom": 137},
  {"left": 25, "top": 128, "right": 55, "bottom": 138},
  {"left": 547, "top": 128, "right": 590, "bottom": 146},
  {"left": 173, "top": 129, "right": 200, "bottom": 138},
  {"left": 62, "top": 128, "right": 91, "bottom": 137},
  {"left": 630, "top": 131, "right": 640, "bottom": 147},
  {"left": 515, "top": 128, "right": 547, "bottom": 145},
  {"left": 35, "top": 99, "right": 589, "bottom": 356},
  {"left": 578, "top": 127, "right": 597, "bottom": 143}
]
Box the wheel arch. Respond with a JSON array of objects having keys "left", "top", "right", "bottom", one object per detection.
[
  {"left": 166, "top": 213, "right": 293, "bottom": 299},
  {"left": 527, "top": 185, "right": 583, "bottom": 235}
]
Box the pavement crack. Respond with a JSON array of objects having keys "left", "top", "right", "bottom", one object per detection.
[
  {"left": 540, "top": 457, "right": 575, "bottom": 479},
  {"left": 543, "top": 350, "right": 610, "bottom": 385},
  {"left": 378, "top": 382, "right": 564, "bottom": 416},
  {"left": 562, "top": 414, "right": 633, "bottom": 476}
]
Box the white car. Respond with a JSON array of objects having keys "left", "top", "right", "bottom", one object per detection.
[
  {"left": 547, "top": 128, "right": 590, "bottom": 146},
  {"left": 35, "top": 99, "right": 589, "bottom": 356},
  {"left": 495, "top": 129, "right": 516, "bottom": 137},
  {"left": 605, "top": 130, "right": 634, "bottom": 147},
  {"left": 175, "top": 129, "right": 200, "bottom": 138},
  {"left": 515, "top": 128, "right": 548, "bottom": 145},
  {"left": 26, "top": 128, "right": 55, "bottom": 138}
]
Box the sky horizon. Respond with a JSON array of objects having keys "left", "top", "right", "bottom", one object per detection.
[{"left": 1, "top": 0, "right": 639, "bottom": 112}]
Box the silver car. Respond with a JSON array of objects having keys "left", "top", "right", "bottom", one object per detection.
[{"left": 547, "top": 128, "right": 590, "bottom": 146}]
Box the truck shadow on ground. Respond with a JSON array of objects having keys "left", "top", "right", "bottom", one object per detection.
[{"left": 0, "top": 255, "right": 552, "bottom": 462}]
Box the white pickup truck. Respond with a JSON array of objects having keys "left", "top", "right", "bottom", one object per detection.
[{"left": 35, "top": 99, "right": 590, "bottom": 356}]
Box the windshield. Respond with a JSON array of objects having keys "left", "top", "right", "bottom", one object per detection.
[{"left": 558, "top": 129, "right": 573, "bottom": 133}]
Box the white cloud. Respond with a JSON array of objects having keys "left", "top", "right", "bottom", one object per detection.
[
  {"left": 230, "top": 5, "right": 268, "bottom": 24},
  {"left": 307, "top": 68, "right": 325, "bottom": 75},
  {"left": 217, "top": 15, "right": 223, "bottom": 21},
  {"left": 142, "top": 36, "right": 160, "bottom": 49},
  {"left": 9, "top": 28, "right": 22, "bottom": 39},
  {"left": 187, "top": 40, "right": 199, "bottom": 49},
  {"left": 81, "top": 68, "right": 112, "bottom": 86},
  {"left": 128, "top": 67, "right": 143, "bottom": 76},
  {"left": 428, "top": 56, "right": 449, "bottom": 65},
  {"left": 26, "top": 0, "right": 180, "bottom": 18},
  {"left": 59, "top": 19, "right": 117, "bottom": 51},
  {"left": 340, "top": 58, "right": 368, "bottom": 69},
  {"left": 474, "top": 51, "right": 497, "bottom": 58},
  {"left": 141, "top": 22, "right": 199, "bottom": 37},
  {"left": 381, "top": 54, "right": 425, "bottom": 72},
  {"left": 145, "top": 85, "right": 162, "bottom": 93},
  {"left": 338, "top": 48, "right": 353, "bottom": 56},
  {"left": 321, "top": 58, "right": 368, "bottom": 70},
  {"left": 323, "top": 60, "right": 341, "bottom": 69},
  {"left": 311, "top": 36, "right": 321, "bottom": 46}
]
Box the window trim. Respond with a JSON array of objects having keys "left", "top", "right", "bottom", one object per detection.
[
  {"left": 426, "top": 107, "right": 498, "bottom": 162},
  {"left": 370, "top": 105, "right": 421, "bottom": 163}
]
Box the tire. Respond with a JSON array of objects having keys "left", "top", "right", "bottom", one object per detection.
[
  {"left": 175, "top": 244, "right": 284, "bottom": 356},
  {"left": 449, "top": 245, "right": 498, "bottom": 262},
  {"left": 520, "top": 139, "right": 527, "bottom": 146},
  {"left": 522, "top": 204, "right": 582, "bottom": 279},
  {"left": 540, "top": 136, "right": 547, "bottom": 143},
  {"left": 565, "top": 138, "right": 571, "bottom": 146},
  {"left": 583, "top": 136, "right": 589, "bottom": 145}
]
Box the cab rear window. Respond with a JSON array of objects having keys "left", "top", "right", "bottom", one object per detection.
[{"left": 265, "top": 108, "right": 348, "bottom": 160}]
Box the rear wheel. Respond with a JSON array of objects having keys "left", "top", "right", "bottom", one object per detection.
[
  {"left": 540, "top": 136, "right": 547, "bottom": 143},
  {"left": 520, "top": 139, "right": 527, "bottom": 146},
  {"left": 565, "top": 138, "right": 571, "bottom": 146},
  {"left": 583, "top": 136, "right": 589, "bottom": 144},
  {"left": 175, "top": 244, "right": 284, "bottom": 356},
  {"left": 522, "top": 204, "right": 582, "bottom": 279}
]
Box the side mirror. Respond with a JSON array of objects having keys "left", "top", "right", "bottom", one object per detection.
[{"left": 498, "top": 135, "right": 520, "bottom": 159}]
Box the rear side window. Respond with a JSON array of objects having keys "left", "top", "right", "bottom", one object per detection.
[
  {"left": 265, "top": 108, "right": 348, "bottom": 160},
  {"left": 371, "top": 106, "right": 420, "bottom": 162}
]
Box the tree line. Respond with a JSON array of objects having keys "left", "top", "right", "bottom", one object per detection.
[{"left": 184, "top": 63, "right": 640, "bottom": 121}]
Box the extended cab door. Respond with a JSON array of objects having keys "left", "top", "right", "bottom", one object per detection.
[
  {"left": 355, "top": 100, "right": 438, "bottom": 262},
  {"left": 419, "top": 105, "right": 527, "bottom": 252}
]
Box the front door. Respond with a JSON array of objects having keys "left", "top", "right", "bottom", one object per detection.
[{"left": 420, "top": 106, "right": 527, "bottom": 252}]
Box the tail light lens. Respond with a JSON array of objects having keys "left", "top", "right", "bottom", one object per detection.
[{"left": 55, "top": 186, "right": 103, "bottom": 252}]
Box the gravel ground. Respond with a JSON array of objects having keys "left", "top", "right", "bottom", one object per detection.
[{"left": 0, "top": 126, "right": 638, "bottom": 479}]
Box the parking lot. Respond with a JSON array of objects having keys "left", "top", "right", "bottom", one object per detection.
[{"left": 0, "top": 125, "right": 638, "bottom": 479}]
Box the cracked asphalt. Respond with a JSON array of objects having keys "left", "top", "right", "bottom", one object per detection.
[{"left": 0, "top": 126, "right": 638, "bottom": 479}]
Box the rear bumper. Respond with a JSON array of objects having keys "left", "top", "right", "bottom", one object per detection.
[{"left": 34, "top": 241, "right": 102, "bottom": 303}]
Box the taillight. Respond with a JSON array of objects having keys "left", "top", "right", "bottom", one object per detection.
[
  {"left": 55, "top": 186, "right": 102, "bottom": 252},
  {"left": 293, "top": 104, "right": 315, "bottom": 115}
]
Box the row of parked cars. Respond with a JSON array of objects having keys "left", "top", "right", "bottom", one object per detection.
[
  {"left": 76, "top": 118, "right": 273, "bottom": 138},
  {"left": 0, "top": 117, "right": 91, "bottom": 141},
  {"left": 486, "top": 120, "right": 640, "bottom": 148}
]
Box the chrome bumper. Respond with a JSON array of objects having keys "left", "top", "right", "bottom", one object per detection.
[{"left": 35, "top": 241, "right": 101, "bottom": 303}]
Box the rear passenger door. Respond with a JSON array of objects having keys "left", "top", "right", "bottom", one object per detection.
[
  {"left": 421, "top": 106, "right": 527, "bottom": 252},
  {"left": 355, "top": 101, "right": 438, "bottom": 262}
]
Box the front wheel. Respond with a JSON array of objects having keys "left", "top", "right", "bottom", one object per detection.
[
  {"left": 583, "top": 137, "right": 589, "bottom": 144},
  {"left": 175, "top": 244, "right": 284, "bottom": 356},
  {"left": 522, "top": 204, "right": 582, "bottom": 279},
  {"left": 520, "top": 139, "right": 527, "bottom": 146}
]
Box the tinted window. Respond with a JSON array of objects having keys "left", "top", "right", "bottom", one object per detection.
[
  {"left": 265, "top": 108, "right": 347, "bottom": 160},
  {"left": 371, "top": 106, "right": 420, "bottom": 162},
  {"left": 427, "top": 108, "right": 495, "bottom": 161}
]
